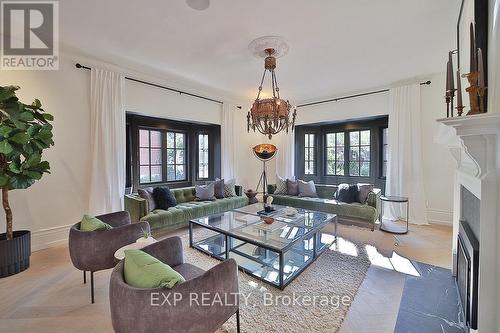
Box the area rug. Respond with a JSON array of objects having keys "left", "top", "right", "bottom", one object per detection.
[{"left": 180, "top": 232, "right": 371, "bottom": 333}]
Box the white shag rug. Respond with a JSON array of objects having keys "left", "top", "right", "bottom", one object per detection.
[{"left": 180, "top": 232, "right": 371, "bottom": 333}]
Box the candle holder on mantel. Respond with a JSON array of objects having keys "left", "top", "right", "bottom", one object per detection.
[{"left": 463, "top": 72, "right": 484, "bottom": 116}]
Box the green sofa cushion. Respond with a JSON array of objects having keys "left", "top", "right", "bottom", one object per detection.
[
  {"left": 79, "top": 215, "right": 112, "bottom": 232},
  {"left": 124, "top": 249, "right": 185, "bottom": 289},
  {"left": 172, "top": 187, "right": 196, "bottom": 204}
]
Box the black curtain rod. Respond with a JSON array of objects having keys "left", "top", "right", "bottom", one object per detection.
[
  {"left": 297, "top": 80, "right": 432, "bottom": 108},
  {"left": 75, "top": 63, "right": 223, "bottom": 104}
]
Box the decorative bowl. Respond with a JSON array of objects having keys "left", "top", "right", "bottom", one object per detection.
[{"left": 263, "top": 217, "right": 274, "bottom": 224}]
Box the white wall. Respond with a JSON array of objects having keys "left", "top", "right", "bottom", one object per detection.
[
  {"left": 0, "top": 54, "right": 223, "bottom": 250},
  {"left": 124, "top": 80, "right": 221, "bottom": 124},
  {"left": 0, "top": 57, "right": 91, "bottom": 250}
]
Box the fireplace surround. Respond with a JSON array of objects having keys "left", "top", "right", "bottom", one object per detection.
[{"left": 437, "top": 113, "right": 500, "bottom": 332}]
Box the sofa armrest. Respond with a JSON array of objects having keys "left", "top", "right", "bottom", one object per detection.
[
  {"left": 97, "top": 211, "right": 131, "bottom": 228},
  {"left": 235, "top": 185, "right": 243, "bottom": 196},
  {"left": 125, "top": 194, "right": 148, "bottom": 222},
  {"left": 268, "top": 184, "right": 276, "bottom": 194},
  {"left": 367, "top": 188, "right": 381, "bottom": 220}
]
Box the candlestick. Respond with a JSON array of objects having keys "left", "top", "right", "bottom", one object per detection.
[
  {"left": 456, "top": 69, "right": 464, "bottom": 116},
  {"left": 446, "top": 60, "right": 450, "bottom": 92},
  {"left": 470, "top": 23, "right": 477, "bottom": 73},
  {"left": 448, "top": 51, "right": 455, "bottom": 92},
  {"left": 478, "top": 48, "right": 484, "bottom": 88}
]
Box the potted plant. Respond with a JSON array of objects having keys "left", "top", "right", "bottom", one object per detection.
[{"left": 0, "top": 86, "right": 54, "bottom": 278}]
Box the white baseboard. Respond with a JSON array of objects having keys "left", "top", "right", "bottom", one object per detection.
[
  {"left": 31, "top": 224, "right": 72, "bottom": 252},
  {"left": 427, "top": 208, "right": 453, "bottom": 226}
]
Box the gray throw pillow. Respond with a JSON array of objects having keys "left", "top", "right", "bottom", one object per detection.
[
  {"left": 224, "top": 178, "right": 237, "bottom": 197},
  {"left": 275, "top": 175, "right": 288, "bottom": 194},
  {"left": 287, "top": 179, "right": 299, "bottom": 196},
  {"left": 195, "top": 183, "right": 216, "bottom": 201},
  {"left": 207, "top": 178, "right": 224, "bottom": 199},
  {"left": 138, "top": 187, "right": 156, "bottom": 212},
  {"left": 298, "top": 180, "right": 318, "bottom": 197},
  {"left": 357, "top": 183, "right": 374, "bottom": 203}
]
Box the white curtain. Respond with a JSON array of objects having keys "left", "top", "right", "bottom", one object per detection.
[
  {"left": 88, "top": 68, "right": 125, "bottom": 215},
  {"left": 385, "top": 84, "right": 428, "bottom": 225},
  {"left": 221, "top": 103, "right": 237, "bottom": 180},
  {"left": 276, "top": 130, "right": 295, "bottom": 179}
]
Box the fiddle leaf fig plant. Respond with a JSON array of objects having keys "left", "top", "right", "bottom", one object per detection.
[{"left": 0, "top": 86, "right": 54, "bottom": 240}]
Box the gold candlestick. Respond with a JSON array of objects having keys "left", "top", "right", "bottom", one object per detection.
[{"left": 463, "top": 72, "right": 481, "bottom": 115}]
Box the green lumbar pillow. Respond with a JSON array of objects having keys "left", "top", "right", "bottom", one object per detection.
[
  {"left": 79, "top": 214, "right": 113, "bottom": 232},
  {"left": 124, "top": 249, "right": 185, "bottom": 289}
]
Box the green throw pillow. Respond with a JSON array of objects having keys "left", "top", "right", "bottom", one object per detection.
[
  {"left": 124, "top": 249, "right": 185, "bottom": 289},
  {"left": 79, "top": 215, "right": 113, "bottom": 232}
]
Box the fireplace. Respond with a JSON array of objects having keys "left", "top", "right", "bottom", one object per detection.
[{"left": 456, "top": 220, "right": 479, "bottom": 330}]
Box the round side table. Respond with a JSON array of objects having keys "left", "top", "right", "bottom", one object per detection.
[{"left": 379, "top": 196, "right": 409, "bottom": 234}]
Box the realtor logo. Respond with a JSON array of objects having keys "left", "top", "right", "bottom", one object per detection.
[{"left": 1, "top": 1, "right": 59, "bottom": 70}]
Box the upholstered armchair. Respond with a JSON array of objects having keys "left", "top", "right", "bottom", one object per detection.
[
  {"left": 69, "top": 211, "right": 149, "bottom": 303},
  {"left": 109, "top": 236, "right": 241, "bottom": 333}
]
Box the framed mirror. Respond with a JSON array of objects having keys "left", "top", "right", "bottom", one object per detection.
[{"left": 457, "top": 0, "right": 488, "bottom": 113}]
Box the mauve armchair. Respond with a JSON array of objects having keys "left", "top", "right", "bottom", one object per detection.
[
  {"left": 69, "top": 211, "right": 150, "bottom": 303},
  {"left": 109, "top": 236, "right": 241, "bottom": 333}
]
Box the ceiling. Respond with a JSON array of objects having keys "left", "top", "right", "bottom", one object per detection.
[{"left": 60, "top": 0, "right": 460, "bottom": 103}]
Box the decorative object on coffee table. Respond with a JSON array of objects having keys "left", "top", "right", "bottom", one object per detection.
[
  {"left": 245, "top": 189, "right": 259, "bottom": 204},
  {"left": 253, "top": 143, "right": 277, "bottom": 202},
  {"left": 379, "top": 195, "right": 409, "bottom": 234}
]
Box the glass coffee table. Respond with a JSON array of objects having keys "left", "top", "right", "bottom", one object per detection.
[{"left": 189, "top": 203, "right": 337, "bottom": 289}]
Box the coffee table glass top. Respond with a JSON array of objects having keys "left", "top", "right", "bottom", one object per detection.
[{"left": 190, "top": 204, "right": 336, "bottom": 252}]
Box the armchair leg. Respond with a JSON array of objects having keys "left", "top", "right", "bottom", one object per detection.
[
  {"left": 236, "top": 309, "right": 241, "bottom": 333},
  {"left": 90, "top": 271, "right": 95, "bottom": 304},
  {"left": 83, "top": 270, "right": 86, "bottom": 284}
]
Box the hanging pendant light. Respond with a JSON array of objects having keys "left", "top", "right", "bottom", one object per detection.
[{"left": 247, "top": 47, "right": 296, "bottom": 139}]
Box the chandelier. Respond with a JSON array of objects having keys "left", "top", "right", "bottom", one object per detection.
[{"left": 247, "top": 48, "right": 296, "bottom": 139}]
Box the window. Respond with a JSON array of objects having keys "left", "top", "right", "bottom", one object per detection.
[
  {"left": 325, "top": 132, "right": 344, "bottom": 175},
  {"left": 294, "top": 116, "right": 387, "bottom": 190},
  {"left": 128, "top": 114, "right": 222, "bottom": 189},
  {"left": 198, "top": 134, "right": 209, "bottom": 179},
  {"left": 139, "top": 129, "right": 162, "bottom": 184},
  {"left": 381, "top": 127, "right": 388, "bottom": 178},
  {"left": 166, "top": 132, "right": 186, "bottom": 181},
  {"left": 304, "top": 133, "right": 315, "bottom": 175},
  {"left": 349, "top": 130, "right": 370, "bottom": 176}
]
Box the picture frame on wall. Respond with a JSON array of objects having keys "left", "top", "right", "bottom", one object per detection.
[{"left": 457, "top": 0, "right": 488, "bottom": 113}]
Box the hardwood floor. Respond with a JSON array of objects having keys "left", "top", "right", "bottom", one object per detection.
[{"left": 0, "top": 222, "right": 452, "bottom": 333}]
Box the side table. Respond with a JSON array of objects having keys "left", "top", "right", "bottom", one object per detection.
[{"left": 379, "top": 196, "right": 409, "bottom": 234}]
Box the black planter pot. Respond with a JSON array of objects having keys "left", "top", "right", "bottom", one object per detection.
[{"left": 0, "top": 230, "right": 31, "bottom": 278}]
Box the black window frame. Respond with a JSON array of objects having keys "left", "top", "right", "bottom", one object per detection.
[
  {"left": 325, "top": 131, "right": 345, "bottom": 176},
  {"left": 295, "top": 116, "right": 388, "bottom": 192},
  {"left": 165, "top": 130, "right": 187, "bottom": 182},
  {"left": 380, "top": 126, "right": 388, "bottom": 179},
  {"left": 347, "top": 129, "right": 371, "bottom": 177},
  {"left": 126, "top": 113, "right": 221, "bottom": 191},
  {"left": 197, "top": 132, "right": 210, "bottom": 180},
  {"left": 138, "top": 127, "right": 163, "bottom": 184},
  {"left": 304, "top": 133, "right": 316, "bottom": 175}
]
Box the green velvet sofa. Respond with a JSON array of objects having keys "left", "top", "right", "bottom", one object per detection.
[
  {"left": 125, "top": 185, "right": 248, "bottom": 232},
  {"left": 268, "top": 184, "right": 381, "bottom": 230}
]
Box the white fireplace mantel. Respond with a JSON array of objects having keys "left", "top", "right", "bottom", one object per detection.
[
  {"left": 437, "top": 113, "right": 500, "bottom": 180},
  {"left": 436, "top": 113, "right": 500, "bottom": 332}
]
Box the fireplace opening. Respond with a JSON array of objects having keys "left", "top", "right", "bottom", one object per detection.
[{"left": 456, "top": 220, "right": 479, "bottom": 330}]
